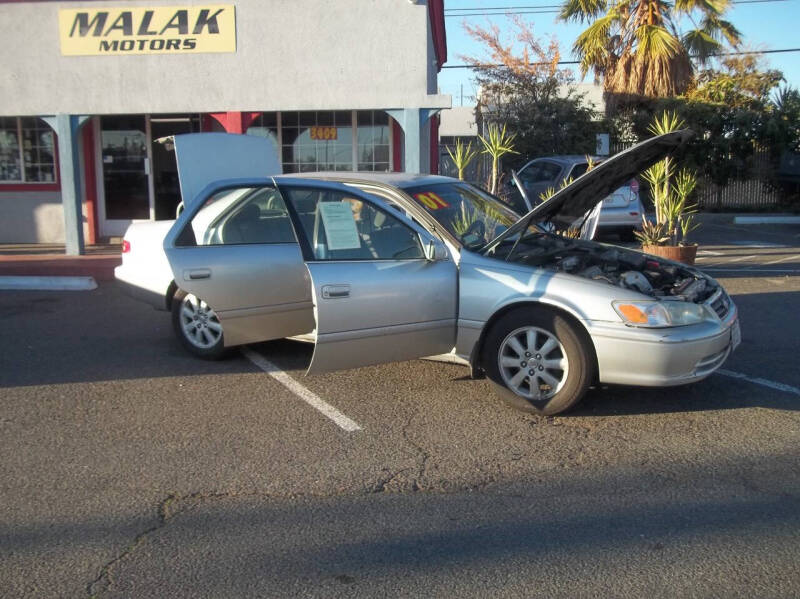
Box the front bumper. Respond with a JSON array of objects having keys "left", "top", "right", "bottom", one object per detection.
[{"left": 588, "top": 305, "right": 739, "bottom": 387}]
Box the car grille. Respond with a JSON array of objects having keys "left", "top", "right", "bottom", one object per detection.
[{"left": 705, "top": 288, "right": 731, "bottom": 320}]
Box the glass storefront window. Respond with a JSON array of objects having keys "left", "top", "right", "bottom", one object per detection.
[
  {"left": 0, "top": 117, "right": 56, "bottom": 183},
  {"left": 245, "top": 112, "right": 280, "bottom": 159},
  {"left": 357, "top": 110, "right": 390, "bottom": 172},
  {"left": 269, "top": 110, "right": 391, "bottom": 174},
  {"left": 281, "top": 111, "right": 354, "bottom": 173}
]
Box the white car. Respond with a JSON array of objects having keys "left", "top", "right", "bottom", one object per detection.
[
  {"left": 506, "top": 155, "right": 645, "bottom": 241},
  {"left": 116, "top": 131, "right": 740, "bottom": 415}
]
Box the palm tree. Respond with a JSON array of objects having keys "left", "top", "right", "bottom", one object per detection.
[{"left": 560, "top": 0, "right": 741, "bottom": 100}]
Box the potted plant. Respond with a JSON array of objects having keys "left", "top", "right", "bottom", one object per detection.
[{"left": 635, "top": 112, "right": 700, "bottom": 265}]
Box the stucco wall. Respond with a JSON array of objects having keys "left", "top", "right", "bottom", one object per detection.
[
  {"left": 0, "top": 0, "right": 449, "bottom": 115},
  {"left": 0, "top": 191, "right": 65, "bottom": 243}
]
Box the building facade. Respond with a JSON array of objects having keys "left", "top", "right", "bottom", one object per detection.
[{"left": 0, "top": 0, "right": 449, "bottom": 251}]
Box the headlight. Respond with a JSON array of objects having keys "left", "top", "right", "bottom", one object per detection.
[{"left": 612, "top": 300, "right": 712, "bottom": 327}]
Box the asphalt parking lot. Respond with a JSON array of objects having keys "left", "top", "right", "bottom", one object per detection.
[{"left": 2, "top": 219, "right": 800, "bottom": 598}]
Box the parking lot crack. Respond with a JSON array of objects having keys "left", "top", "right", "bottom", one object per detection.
[
  {"left": 402, "top": 411, "right": 430, "bottom": 492},
  {"left": 87, "top": 492, "right": 180, "bottom": 597}
]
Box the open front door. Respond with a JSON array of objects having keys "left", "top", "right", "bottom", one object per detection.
[
  {"left": 306, "top": 257, "right": 457, "bottom": 373},
  {"left": 276, "top": 181, "right": 458, "bottom": 374}
]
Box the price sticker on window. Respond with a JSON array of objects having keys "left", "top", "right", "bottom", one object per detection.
[{"left": 414, "top": 192, "right": 449, "bottom": 210}]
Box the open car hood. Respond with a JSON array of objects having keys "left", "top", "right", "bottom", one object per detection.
[
  {"left": 160, "top": 132, "right": 282, "bottom": 209},
  {"left": 486, "top": 130, "right": 693, "bottom": 249}
]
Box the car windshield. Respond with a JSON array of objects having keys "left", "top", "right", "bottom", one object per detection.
[{"left": 403, "top": 182, "right": 528, "bottom": 250}]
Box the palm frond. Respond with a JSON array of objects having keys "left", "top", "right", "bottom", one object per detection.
[
  {"left": 635, "top": 25, "right": 681, "bottom": 59},
  {"left": 559, "top": 0, "right": 609, "bottom": 22},
  {"left": 682, "top": 28, "right": 722, "bottom": 63}
]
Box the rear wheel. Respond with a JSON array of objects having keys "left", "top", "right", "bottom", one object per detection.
[
  {"left": 483, "top": 308, "right": 595, "bottom": 415},
  {"left": 171, "top": 289, "right": 227, "bottom": 359}
]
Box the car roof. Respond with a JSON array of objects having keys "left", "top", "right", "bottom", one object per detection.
[
  {"left": 274, "top": 171, "right": 458, "bottom": 190},
  {"left": 524, "top": 155, "right": 600, "bottom": 166}
]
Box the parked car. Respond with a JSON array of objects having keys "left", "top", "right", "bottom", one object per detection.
[
  {"left": 504, "top": 155, "right": 644, "bottom": 241},
  {"left": 116, "top": 131, "right": 740, "bottom": 416}
]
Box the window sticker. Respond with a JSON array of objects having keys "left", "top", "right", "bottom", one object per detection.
[
  {"left": 414, "top": 192, "right": 449, "bottom": 210},
  {"left": 319, "top": 202, "right": 361, "bottom": 250}
]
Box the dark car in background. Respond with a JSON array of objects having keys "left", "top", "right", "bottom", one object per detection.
[{"left": 505, "top": 155, "right": 644, "bottom": 241}]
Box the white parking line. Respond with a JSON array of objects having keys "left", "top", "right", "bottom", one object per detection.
[
  {"left": 764, "top": 255, "right": 799, "bottom": 265},
  {"left": 703, "top": 268, "right": 800, "bottom": 273},
  {"left": 717, "top": 369, "right": 800, "bottom": 397},
  {"left": 723, "top": 254, "right": 756, "bottom": 263},
  {"left": 241, "top": 347, "right": 362, "bottom": 432}
]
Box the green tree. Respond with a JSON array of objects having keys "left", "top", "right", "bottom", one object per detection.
[
  {"left": 560, "top": 0, "right": 741, "bottom": 101},
  {"left": 462, "top": 16, "right": 601, "bottom": 165},
  {"left": 687, "top": 54, "right": 784, "bottom": 109}
]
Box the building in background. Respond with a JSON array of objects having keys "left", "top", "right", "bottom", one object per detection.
[{"left": 0, "top": 0, "right": 449, "bottom": 251}]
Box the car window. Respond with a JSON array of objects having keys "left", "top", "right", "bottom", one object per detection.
[
  {"left": 519, "top": 161, "right": 561, "bottom": 184},
  {"left": 537, "top": 161, "right": 562, "bottom": 182},
  {"left": 280, "top": 187, "right": 424, "bottom": 261},
  {"left": 405, "top": 182, "right": 520, "bottom": 250},
  {"left": 175, "top": 186, "right": 296, "bottom": 246},
  {"left": 568, "top": 163, "right": 590, "bottom": 179}
]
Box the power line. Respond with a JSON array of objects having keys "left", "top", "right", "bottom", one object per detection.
[
  {"left": 444, "top": 0, "right": 795, "bottom": 16},
  {"left": 440, "top": 47, "right": 800, "bottom": 69}
]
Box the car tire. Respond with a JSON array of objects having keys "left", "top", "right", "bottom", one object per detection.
[
  {"left": 620, "top": 228, "right": 637, "bottom": 242},
  {"left": 482, "top": 307, "right": 595, "bottom": 416},
  {"left": 171, "top": 289, "right": 228, "bottom": 359}
]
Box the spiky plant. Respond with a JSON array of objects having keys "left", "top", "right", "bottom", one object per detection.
[
  {"left": 446, "top": 139, "right": 478, "bottom": 181},
  {"left": 638, "top": 111, "right": 699, "bottom": 245},
  {"left": 478, "top": 123, "right": 518, "bottom": 195}
]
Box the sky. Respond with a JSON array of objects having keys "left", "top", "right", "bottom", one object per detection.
[{"left": 438, "top": 0, "right": 800, "bottom": 106}]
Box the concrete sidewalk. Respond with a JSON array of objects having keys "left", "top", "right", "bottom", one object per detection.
[{"left": 0, "top": 243, "right": 121, "bottom": 282}]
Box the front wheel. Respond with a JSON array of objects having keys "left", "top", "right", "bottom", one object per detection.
[
  {"left": 482, "top": 308, "right": 595, "bottom": 416},
  {"left": 171, "top": 289, "right": 227, "bottom": 359}
]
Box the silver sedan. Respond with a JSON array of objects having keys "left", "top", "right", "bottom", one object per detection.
[{"left": 117, "top": 130, "right": 740, "bottom": 415}]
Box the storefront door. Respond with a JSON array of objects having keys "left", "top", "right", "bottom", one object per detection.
[
  {"left": 97, "top": 115, "right": 150, "bottom": 237},
  {"left": 150, "top": 115, "right": 201, "bottom": 219},
  {"left": 97, "top": 114, "right": 201, "bottom": 237}
]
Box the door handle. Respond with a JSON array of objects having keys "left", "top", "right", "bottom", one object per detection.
[
  {"left": 321, "top": 284, "right": 350, "bottom": 299},
  {"left": 184, "top": 269, "right": 211, "bottom": 280}
]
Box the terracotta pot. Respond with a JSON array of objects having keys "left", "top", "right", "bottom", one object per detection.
[{"left": 641, "top": 244, "right": 698, "bottom": 265}]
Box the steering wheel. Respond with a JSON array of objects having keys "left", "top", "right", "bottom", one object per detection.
[{"left": 462, "top": 219, "right": 486, "bottom": 243}]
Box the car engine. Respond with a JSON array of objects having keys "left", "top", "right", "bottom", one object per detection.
[{"left": 509, "top": 235, "right": 718, "bottom": 303}]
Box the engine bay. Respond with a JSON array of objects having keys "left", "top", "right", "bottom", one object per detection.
[{"left": 508, "top": 235, "right": 718, "bottom": 303}]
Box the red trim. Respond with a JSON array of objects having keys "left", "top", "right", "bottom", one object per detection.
[
  {"left": 0, "top": 182, "right": 60, "bottom": 192},
  {"left": 208, "top": 112, "right": 228, "bottom": 130},
  {"left": 82, "top": 120, "right": 98, "bottom": 244},
  {"left": 205, "top": 112, "right": 262, "bottom": 134},
  {"left": 392, "top": 118, "right": 403, "bottom": 172},
  {"left": 242, "top": 112, "right": 261, "bottom": 131},
  {"left": 427, "top": 0, "right": 447, "bottom": 70},
  {"left": 429, "top": 114, "right": 440, "bottom": 175}
]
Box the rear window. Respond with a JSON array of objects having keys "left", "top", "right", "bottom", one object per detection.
[{"left": 569, "top": 163, "right": 589, "bottom": 179}]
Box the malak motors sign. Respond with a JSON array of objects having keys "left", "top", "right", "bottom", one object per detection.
[{"left": 58, "top": 5, "right": 236, "bottom": 56}]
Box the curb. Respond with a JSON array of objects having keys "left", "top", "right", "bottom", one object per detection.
[
  {"left": 0, "top": 276, "right": 98, "bottom": 291},
  {"left": 734, "top": 216, "right": 800, "bottom": 225}
]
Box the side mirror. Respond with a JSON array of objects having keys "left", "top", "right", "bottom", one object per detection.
[{"left": 425, "top": 240, "right": 449, "bottom": 262}]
